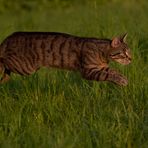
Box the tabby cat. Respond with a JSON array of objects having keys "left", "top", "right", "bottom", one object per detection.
[{"left": 0, "top": 32, "right": 131, "bottom": 86}]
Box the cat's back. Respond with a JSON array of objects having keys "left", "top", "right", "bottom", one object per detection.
[
  {"left": 0, "top": 32, "right": 75, "bottom": 54},
  {"left": 0, "top": 32, "right": 84, "bottom": 71},
  {"left": 1, "top": 32, "right": 72, "bottom": 46},
  {"left": 4, "top": 31, "right": 72, "bottom": 39}
]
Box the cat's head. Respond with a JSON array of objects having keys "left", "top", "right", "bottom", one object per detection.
[{"left": 109, "top": 34, "right": 131, "bottom": 65}]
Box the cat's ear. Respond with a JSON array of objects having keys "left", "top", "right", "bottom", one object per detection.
[
  {"left": 120, "top": 33, "right": 127, "bottom": 42},
  {"left": 111, "top": 37, "right": 121, "bottom": 48}
]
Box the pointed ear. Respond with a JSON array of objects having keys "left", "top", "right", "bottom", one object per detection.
[
  {"left": 120, "top": 33, "right": 127, "bottom": 42},
  {"left": 111, "top": 37, "right": 121, "bottom": 48}
]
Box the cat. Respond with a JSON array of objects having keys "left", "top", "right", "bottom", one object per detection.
[{"left": 0, "top": 32, "right": 131, "bottom": 86}]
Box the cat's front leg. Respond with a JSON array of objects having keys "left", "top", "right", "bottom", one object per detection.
[
  {"left": 105, "top": 68, "right": 128, "bottom": 86},
  {"left": 82, "top": 67, "right": 128, "bottom": 86}
]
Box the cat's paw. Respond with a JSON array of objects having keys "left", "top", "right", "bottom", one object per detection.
[
  {"left": 119, "top": 77, "right": 128, "bottom": 86},
  {"left": 116, "top": 75, "right": 128, "bottom": 86}
]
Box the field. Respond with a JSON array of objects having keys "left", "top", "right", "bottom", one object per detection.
[{"left": 0, "top": 0, "right": 147, "bottom": 147}]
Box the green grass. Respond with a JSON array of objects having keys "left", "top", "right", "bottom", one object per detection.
[{"left": 0, "top": 0, "right": 147, "bottom": 148}]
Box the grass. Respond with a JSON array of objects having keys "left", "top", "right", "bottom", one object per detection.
[{"left": 0, "top": 0, "right": 147, "bottom": 147}]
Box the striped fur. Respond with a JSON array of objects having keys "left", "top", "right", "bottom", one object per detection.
[{"left": 0, "top": 32, "right": 131, "bottom": 86}]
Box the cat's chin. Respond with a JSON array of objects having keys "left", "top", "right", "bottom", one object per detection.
[
  {"left": 120, "top": 61, "right": 131, "bottom": 65},
  {"left": 115, "top": 60, "right": 131, "bottom": 65}
]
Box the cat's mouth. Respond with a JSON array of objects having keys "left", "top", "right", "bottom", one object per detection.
[
  {"left": 116, "top": 59, "right": 131, "bottom": 65},
  {"left": 122, "top": 60, "right": 131, "bottom": 65},
  {"left": 111, "top": 55, "right": 131, "bottom": 65}
]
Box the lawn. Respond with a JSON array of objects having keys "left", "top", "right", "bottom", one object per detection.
[{"left": 0, "top": 0, "right": 147, "bottom": 147}]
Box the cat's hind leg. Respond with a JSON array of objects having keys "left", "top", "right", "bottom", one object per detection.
[
  {"left": 0, "top": 68, "right": 11, "bottom": 83},
  {"left": 0, "top": 62, "right": 5, "bottom": 81}
]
